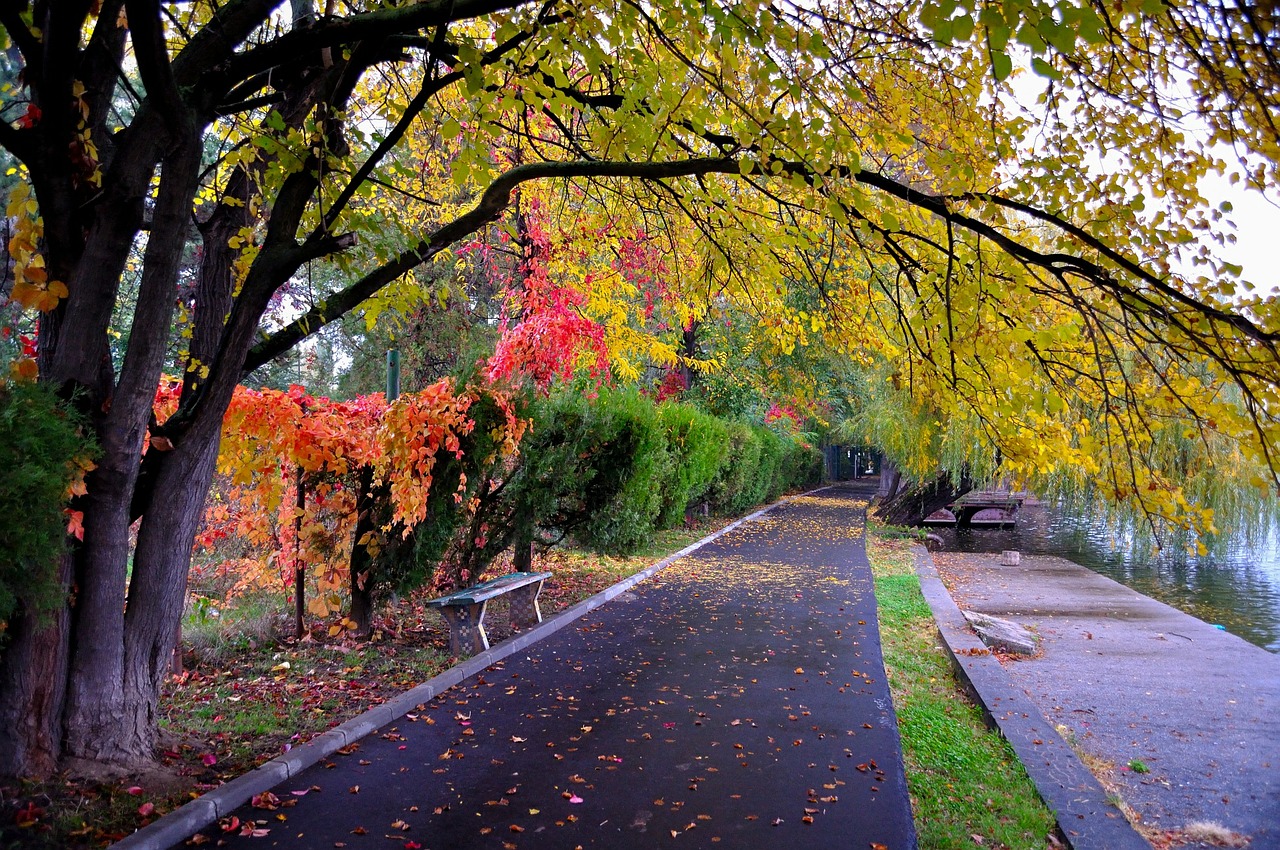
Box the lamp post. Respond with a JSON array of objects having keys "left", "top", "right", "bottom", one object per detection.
[{"left": 387, "top": 348, "right": 401, "bottom": 402}]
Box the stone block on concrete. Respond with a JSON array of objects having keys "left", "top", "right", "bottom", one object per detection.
[{"left": 963, "top": 609, "right": 1039, "bottom": 655}]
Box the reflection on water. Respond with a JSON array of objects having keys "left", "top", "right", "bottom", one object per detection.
[{"left": 930, "top": 503, "right": 1280, "bottom": 653}]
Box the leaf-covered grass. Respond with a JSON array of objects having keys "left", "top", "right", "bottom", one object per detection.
[{"left": 867, "top": 532, "right": 1060, "bottom": 849}]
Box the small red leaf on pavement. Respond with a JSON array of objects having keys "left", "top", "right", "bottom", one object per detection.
[
  {"left": 137, "top": 802, "right": 155, "bottom": 817},
  {"left": 251, "top": 792, "right": 280, "bottom": 809},
  {"left": 126, "top": 786, "right": 143, "bottom": 796},
  {"left": 201, "top": 753, "right": 217, "bottom": 766}
]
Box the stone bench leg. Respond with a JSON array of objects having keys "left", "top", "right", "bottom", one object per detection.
[
  {"left": 439, "top": 602, "right": 489, "bottom": 656},
  {"left": 508, "top": 581, "right": 545, "bottom": 632}
]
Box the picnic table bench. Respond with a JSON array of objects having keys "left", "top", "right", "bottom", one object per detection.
[{"left": 426, "top": 571, "right": 552, "bottom": 656}]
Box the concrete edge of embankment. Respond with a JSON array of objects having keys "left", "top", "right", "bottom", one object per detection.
[
  {"left": 112, "top": 490, "right": 823, "bottom": 850},
  {"left": 909, "top": 544, "right": 1150, "bottom": 850}
]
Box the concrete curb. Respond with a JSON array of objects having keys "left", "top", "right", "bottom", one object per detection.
[
  {"left": 112, "top": 493, "right": 811, "bottom": 850},
  {"left": 910, "top": 544, "right": 1150, "bottom": 850}
]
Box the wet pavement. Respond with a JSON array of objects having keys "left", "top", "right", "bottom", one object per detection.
[
  {"left": 169, "top": 484, "right": 917, "bottom": 850},
  {"left": 933, "top": 551, "right": 1280, "bottom": 848}
]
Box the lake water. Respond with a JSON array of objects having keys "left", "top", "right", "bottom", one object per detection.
[{"left": 928, "top": 502, "right": 1280, "bottom": 653}]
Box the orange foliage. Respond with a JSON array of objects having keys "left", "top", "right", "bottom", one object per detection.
[{"left": 162, "top": 378, "right": 527, "bottom": 616}]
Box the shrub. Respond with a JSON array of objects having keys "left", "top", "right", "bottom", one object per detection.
[
  {"left": 752, "top": 425, "right": 787, "bottom": 504},
  {"left": 0, "top": 380, "right": 94, "bottom": 630},
  {"left": 779, "top": 439, "right": 824, "bottom": 493},
  {"left": 708, "top": 423, "right": 761, "bottom": 515},
  {"left": 654, "top": 401, "right": 728, "bottom": 529},
  {"left": 562, "top": 388, "right": 669, "bottom": 554},
  {"left": 372, "top": 385, "right": 530, "bottom": 593}
]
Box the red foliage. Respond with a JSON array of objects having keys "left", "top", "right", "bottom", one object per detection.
[
  {"left": 764, "top": 402, "right": 803, "bottom": 434},
  {"left": 486, "top": 199, "right": 609, "bottom": 390},
  {"left": 654, "top": 370, "right": 688, "bottom": 402}
]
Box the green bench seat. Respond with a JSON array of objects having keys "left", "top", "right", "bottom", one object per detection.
[{"left": 425, "top": 571, "right": 552, "bottom": 656}]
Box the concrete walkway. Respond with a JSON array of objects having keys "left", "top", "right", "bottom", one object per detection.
[
  {"left": 930, "top": 550, "right": 1280, "bottom": 849},
  {"left": 141, "top": 484, "right": 916, "bottom": 850}
]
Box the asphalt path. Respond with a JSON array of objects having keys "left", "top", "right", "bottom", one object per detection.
[{"left": 180, "top": 483, "right": 916, "bottom": 850}]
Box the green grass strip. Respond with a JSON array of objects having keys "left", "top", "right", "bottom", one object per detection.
[{"left": 869, "top": 535, "right": 1058, "bottom": 849}]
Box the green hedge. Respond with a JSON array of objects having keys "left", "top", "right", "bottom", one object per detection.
[
  {"left": 384, "top": 384, "right": 826, "bottom": 591},
  {"left": 655, "top": 401, "right": 728, "bottom": 529},
  {"left": 518, "top": 391, "right": 822, "bottom": 555},
  {"left": 515, "top": 387, "right": 670, "bottom": 556}
]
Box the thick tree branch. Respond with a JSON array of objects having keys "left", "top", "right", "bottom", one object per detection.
[
  {"left": 782, "top": 161, "right": 1280, "bottom": 352},
  {"left": 169, "top": 0, "right": 281, "bottom": 90},
  {"left": 966, "top": 189, "right": 1280, "bottom": 348},
  {"left": 0, "top": 6, "right": 42, "bottom": 73},
  {"left": 126, "top": 0, "right": 184, "bottom": 117},
  {"left": 218, "top": 0, "right": 534, "bottom": 83}
]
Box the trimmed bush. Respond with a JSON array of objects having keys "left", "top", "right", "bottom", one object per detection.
[
  {"left": 752, "top": 425, "right": 787, "bottom": 504},
  {"left": 573, "top": 388, "right": 670, "bottom": 553},
  {"left": 655, "top": 401, "right": 728, "bottom": 529},
  {"left": 709, "top": 423, "right": 760, "bottom": 515},
  {"left": 372, "top": 384, "right": 828, "bottom": 594}
]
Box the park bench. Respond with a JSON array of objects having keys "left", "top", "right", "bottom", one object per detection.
[{"left": 426, "top": 571, "right": 552, "bottom": 656}]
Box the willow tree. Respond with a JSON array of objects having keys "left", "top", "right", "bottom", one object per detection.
[{"left": 0, "top": 0, "right": 1277, "bottom": 777}]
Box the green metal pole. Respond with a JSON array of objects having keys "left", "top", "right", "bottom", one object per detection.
[{"left": 386, "top": 348, "right": 401, "bottom": 401}]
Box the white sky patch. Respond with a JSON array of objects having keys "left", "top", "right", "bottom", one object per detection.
[{"left": 1197, "top": 170, "right": 1280, "bottom": 295}]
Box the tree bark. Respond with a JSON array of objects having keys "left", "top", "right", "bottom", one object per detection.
[
  {"left": 116, "top": 411, "right": 223, "bottom": 759},
  {"left": 0, "top": 553, "right": 73, "bottom": 775},
  {"left": 512, "top": 524, "right": 534, "bottom": 573},
  {"left": 294, "top": 468, "right": 306, "bottom": 640},
  {"left": 679, "top": 322, "right": 700, "bottom": 390},
  {"left": 61, "top": 128, "right": 205, "bottom": 764},
  {"left": 347, "top": 466, "right": 378, "bottom": 639},
  {"left": 878, "top": 459, "right": 901, "bottom": 501}
]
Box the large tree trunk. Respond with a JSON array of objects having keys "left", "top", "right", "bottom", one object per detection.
[
  {"left": 59, "top": 131, "right": 205, "bottom": 764},
  {"left": 877, "top": 459, "right": 901, "bottom": 501},
  {"left": 116, "top": 415, "right": 223, "bottom": 756},
  {"left": 876, "top": 470, "right": 974, "bottom": 527},
  {"left": 0, "top": 553, "right": 73, "bottom": 775}
]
